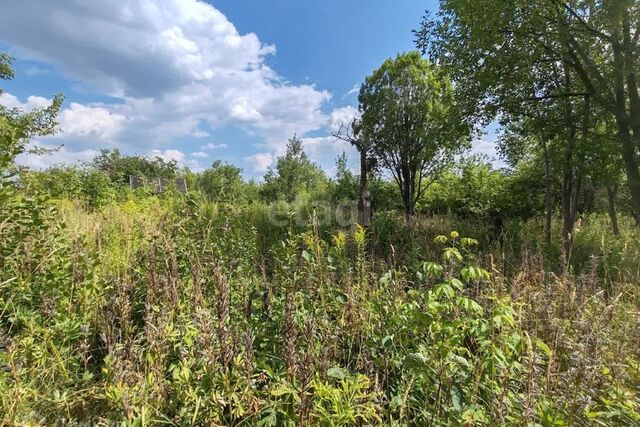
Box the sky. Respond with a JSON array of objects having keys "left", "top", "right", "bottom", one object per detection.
[{"left": 0, "top": 0, "right": 498, "bottom": 179}]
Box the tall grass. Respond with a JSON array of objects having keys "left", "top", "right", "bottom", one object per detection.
[{"left": 1, "top": 195, "right": 639, "bottom": 425}]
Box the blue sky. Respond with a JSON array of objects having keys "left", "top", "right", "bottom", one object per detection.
[
  {"left": 0, "top": 0, "right": 496, "bottom": 178},
  {"left": 212, "top": 0, "right": 434, "bottom": 97}
]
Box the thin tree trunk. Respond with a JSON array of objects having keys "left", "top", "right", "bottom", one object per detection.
[
  {"left": 618, "top": 123, "right": 640, "bottom": 218},
  {"left": 622, "top": 11, "right": 640, "bottom": 152},
  {"left": 612, "top": 33, "right": 640, "bottom": 221},
  {"left": 542, "top": 138, "right": 553, "bottom": 246},
  {"left": 606, "top": 184, "right": 620, "bottom": 236},
  {"left": 358, "top": 147, "right": 369, "bottom": 225},
  {"left": 401, "top": 166, "right": 413, "bottom": 223},
  {"left": 403, "top": 185, "right": 413, "bottom": 223},
  {"left": 561, "top": 67, "right": 578, "bottom": 260}
]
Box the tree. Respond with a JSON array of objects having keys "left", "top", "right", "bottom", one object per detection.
[
  {"left": 358, "top": 52, "right": 470, "bottom": 220},
  {"left": 21, "top": 165, "right": 83, "bottom": 198},
  {"left": 259, "top": 135, "right": 327, "bottom": 202},
  {"left": 80, "top": 169, "right": 116, "bottom": 210},
  {"left": 198, "top": 160, "right": 245, "bottom": 203},
  {"left": 92, "top": 148, "right": 178, "bottom": 185},
  {"left": 329, "top": 152, "right": 359, "bottom": 205},
  {"left": 1, "top": 53, "right": 63, "bottom": 269},
  {"left": 499, "top": 115, "right": 563, "bottom": 246},
  {"left": 1, "top": 53, "right": 62, "bottom": 180},
  {"left": 417, "top": 0, "right": 640, "bottom": 224},
  {"left": 583, "top": 117, "right": 626, "bottom": 235},
  {"left": 416, "top": 1, "right": 613, "bottom": 256},
  {"left": 334, "top": 119, "right": 373, "bottom": 223}
]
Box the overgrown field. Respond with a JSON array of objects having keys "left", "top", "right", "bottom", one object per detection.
[{"left": 1, "top": 191, "right": 639, "bottom": 426}]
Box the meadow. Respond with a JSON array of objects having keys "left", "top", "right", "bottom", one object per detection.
[
  {"left": 1, "top": 188, "right": 639, "bottom": 425},
  {"left": 3, "top": 2, "right": 640, "bottom": 424}
]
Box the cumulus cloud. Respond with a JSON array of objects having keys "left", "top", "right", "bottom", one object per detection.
[
  {"left": 190, "top": 151, "right": 208, "bottom": 158},
  {"left": 0, "top": 92, "right": 52, "bottom": 111},
  {"left": 0, "top": 0, "right": 335, "bottom": 160},
  {"left": 15, "top": 143, "right": 99, "bottom": 169},
  {"left": 1, "top": 92, "right": 127, "bottom": 144},
  {"left": 0, "top": 0, "right": 275, "bottom": 98},
  {"left": 245, "top": 152, "right": 273, "bottom": 174},
  {"left": 57, "top": 102, "right": 127, "bottom": 140},
  {"left": 148, "top": 149, "right": 185, "bottom": 163},
  {"left": 302, "top": 135, "right": 358, "bottom": 174},
  {"left": 328, "top": 105, "right": 360, "bottom": 133}
]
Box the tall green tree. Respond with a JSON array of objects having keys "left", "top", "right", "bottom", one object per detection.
[
  {"left": 417, "top": 0, "right": 640, "bottom": 224},
  {"left": 358, "top": 52, "right": 470, "bottom": 219},
  {"left": 416, "top": 0, "right": 599, "bottom": 254}
]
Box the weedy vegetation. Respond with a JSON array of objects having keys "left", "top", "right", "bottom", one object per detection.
[
  {"left": 1, "top": 190, "right": 639, "bottom": 425},
  {"left": 3, "top": 1, "right": 640, "bottom": 423}
]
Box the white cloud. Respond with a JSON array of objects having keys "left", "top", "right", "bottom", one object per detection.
[
  {"left": 328, "top": 105, "right": 359, "bottom": 133},
  {"left": 190, "top": 151, "right": 208, "bottom": 158},
  {"left": 469, "top": 139, "right": 506, "bottom": 167},
  {"left": 470, "top": 139, "right": 498, "bottom": 158},
  {"left": 302, "top": 135, "right": 358, "bottom": 174},
  {"left": 0, "top": 0, "right": 334, "bottom": 159},
  {"left": 0, "top": 92, "right": 52, "bottom": 111},
  {"left": 1, "top": 92, "right": 127, "bottom": 144},
  {"left": 192, "top": 130, "right": 210, "bottom": 138},
  {"left": 57, "top": 102, "right": 127, "bottom": 140},
  {"left": 16, "top": 143, "right": 99, "bottom": 169},
  {"left": 0, "top": 0, "right": 275, "bottom": 98},
  {"left": 148, "top": 149, "right": 185, "bottom": 163},
  {"left": 245, "top": 152, "right": 273, "bottom": 174}
]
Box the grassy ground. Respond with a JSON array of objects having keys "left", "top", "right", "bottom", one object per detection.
[{"left": 1, "top": 195, "right": 639, "bottom": 425}]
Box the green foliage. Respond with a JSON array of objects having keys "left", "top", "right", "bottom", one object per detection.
[
  {"left": 422, "top": 157, "right": 505, "bottom": 217},
  {"left": 2, "top": 27, "right": 640, "bottom": 426},
  {"left": 198, "top": 160, "right": 246, "bottom": 203},
  {"left": 80, "top": 168, "right": 116, "bottom": 209},
  {"left": 328, "top": 152, "right": 358, "bottom": 205},
  {"left": 2, "top": 184, "right": 640, "bottom": 425},
  {"left": 21, "top": 166, "right": 116, "bottom": 210},
  {"left": 260, "top": 135, "right": 328, "bottom": 202},
  {"left": 0, "top": 52, "right": 15, "bottom": 81},
  {"left": 21, "top": 165, "right": 84, "bottom": 198},
  {"left": 92, "top": 148, "right": 179, "bottom": 185},
  {"left": 0, "top": 59, "right": 62, "bottom": 178},
  {"left": 358, "top": 51, "right": 470, "bottom": 216},
  {"left": 310, "top": 374, "right": 380, "bottom": 425}
]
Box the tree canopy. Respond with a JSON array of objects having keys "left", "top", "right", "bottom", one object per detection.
[
  {"left": 92, "top": 148, "right": 179, "bottom": 185},
  {"left": 260, "top": 135, "right": 327, "bottom": 203},
  {"left": 358, "top": 51, "right": 470, "bottom": 218}
]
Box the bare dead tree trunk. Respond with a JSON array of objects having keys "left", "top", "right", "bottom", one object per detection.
[{"left": 333, "top": 121, "right": 371, "bottom": 225}]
